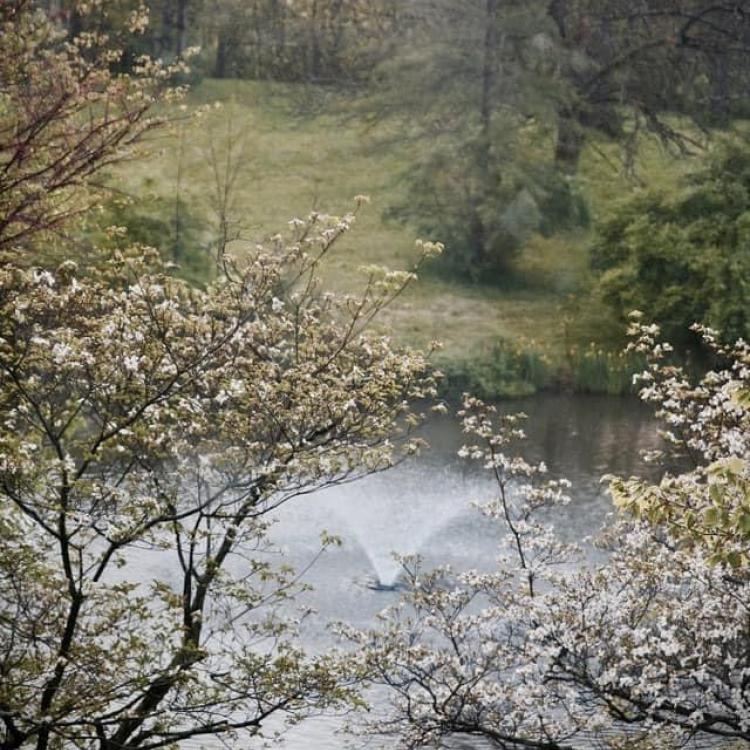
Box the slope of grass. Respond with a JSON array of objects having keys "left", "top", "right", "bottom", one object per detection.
[{"left": 113, "top": 78, "right": 700, "bottom": 393}]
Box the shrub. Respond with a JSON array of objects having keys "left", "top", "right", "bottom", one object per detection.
[
  {"left": 566, "top": 344, "right": 647, "bottom": 395},
  {"left": 438, "top": 339, "right": 551, "bottom": 399},
  {"left": 591, "top": 137, "right": 750, "bottom": 347},
  {"left": 92, "top": 196, "right": 214, "bottom": 286}
]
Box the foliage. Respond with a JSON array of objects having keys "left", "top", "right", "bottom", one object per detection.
[
  {"left": 391, "top": 144, "right": 590, "bottom": 281},
  {"left": 436, "top": 341, "right": 652, "bottom": 399},
  {"left": 344, "top": 323, "right": 750, "bottom": 748},
  {"left": 373, "top": 0, "right": 589, "bottom": 280},
  {"left": 549, "top": 1, "right": 750, "bottom": 158},
  {"left": 438, "top": 339, "right": 648, "bottom": 400},
  {"left": 438, "top": 339, "right": 550, "bottom": 400},
  {"left": 93, "top": 195, "right": 214, "bottom": 285},
  {"left": 591, "top": 138, "right": 750, "bottom": 345},
  {"left": 610, "top": 317, "right": 750, "bottom": 565},
  {"left": 0, "top": 210, "right": 438, "bottom": 748},
  {"left": 565, "top": 344, "right": 646, "bottom": 395},
  {"left": 362, "top": 0, "right": 750, "bottom": 281},
  {"left": 0, "top": 0, "right": 186, "bottom": 257},
  {"left": 127, "top": 0, "right": 399, "bottom": 84}
]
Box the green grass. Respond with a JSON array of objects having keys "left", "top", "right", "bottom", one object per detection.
[
  {"left": 564, "top": 345, "right": 648, "bottom": 395},
  {"left": 111, "top": 78, "right": 702, "bottom": 391}
]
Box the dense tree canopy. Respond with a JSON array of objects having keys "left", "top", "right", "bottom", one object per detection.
[
  {"left": 361, "top": 0, "right": 750, "bottom": 280},
  {"left": 41, "top": 0, "right": 399, "bottom": 84},
  {"left": 591, "top": 138, "right": 750, "bottom": 345}
]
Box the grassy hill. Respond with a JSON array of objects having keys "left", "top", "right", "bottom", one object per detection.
[{"left": 112, "top": 78, "right": 701, "bottom": 396}]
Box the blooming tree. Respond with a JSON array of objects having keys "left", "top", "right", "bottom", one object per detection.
[
  {"left": 0, "top": 0, "right": 186, "bottom": 256},
  {"left": 347, "top": 323, "right": 750, "bottom": 749},
  {"left": 0, "top": 4, "right": 448, "bottom": 745},
  {"left": 610, "top": 317, "right": 750, "bottom": 566},
  {"left": 0, "top": 207, "right": 442, "bottom": 748}
]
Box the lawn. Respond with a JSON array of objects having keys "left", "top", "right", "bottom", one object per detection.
[{"left": 113, "top": 78, "right": 701, "bottom": 376}]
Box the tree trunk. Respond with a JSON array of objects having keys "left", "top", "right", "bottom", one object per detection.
[
  {"left": 250, "top": 1, "right": 262, "bottom": 79},
  {"left": 309, "top": 0, "right": 322, "bottom": 81},
  {"left": 470, "top": 207, "right": 488, "bottom": 272},
  {"left": 271, "top": 0, "right": 286, "bottom": 75},
  {"left": 160, "top": 1, "right": 173, "bottom": 58},
  {"left": 328, "top": 0, "right": 346, "bottom": 79},
  {"left": 42, "top": 0, "right": 62, "bottom": 18},
  {"left": 555, "top": 108, "right": 584, "bottom": 173},
  {"left": 548, "top": 0, "right": 568, "bottom": 39},
  {"left": 176, "top": 0, "right": 189, "bottom": 57},
  {"left": 480, "top": 0, "right": 500, "bottom": 141},
  {"left": 473, "top": 0, "right": 500, "bottom": 273},
  {"left": 67, "top": 6, "right": 83, "bottom": 39},
  {"left": 214, "top": 30, "right": 228, "bottom": 77},
  {"left": 548, "top": 0, "right": 584, "bottom": 172},
  {"left": 709, "top": 53, "right": 731, "bottom": 126}
]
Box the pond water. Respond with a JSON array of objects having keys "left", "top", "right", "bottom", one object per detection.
[{"left": 260, "top": 393, "right": 662, "bottom": 749}]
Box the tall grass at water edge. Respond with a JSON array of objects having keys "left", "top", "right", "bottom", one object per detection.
[{"left": 438, "top": 340, "right": 649, "bottom": 400}]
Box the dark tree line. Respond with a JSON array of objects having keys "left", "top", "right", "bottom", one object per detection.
[
  {"left": 40, "top": 0, "right": 400, "bottom": 83},
  {"left": 38, "top": 2, "right": 750, "bottom": 115},
  {"left": 364, "top": 0, "right": 750, "bottom": 276},
  {"left": 35, "top": 0, "right": 750, "bottom": 281},
  {"left": 549, "top": 1, "right": 750, "bottom": 167}
]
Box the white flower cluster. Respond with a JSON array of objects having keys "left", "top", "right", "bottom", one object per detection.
[{"left": 0, "top": 197, "right": 440, "bottom": 745}]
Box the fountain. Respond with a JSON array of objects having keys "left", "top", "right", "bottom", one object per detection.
[
  {"left": 271, "top": 451, "right": 500, "bottom": 590},
  {"left": 364, "top": 576, "right": 407, "bottom": 592},
  {"left": 258, "top": 395, "right": 659, "bottom": 749}
]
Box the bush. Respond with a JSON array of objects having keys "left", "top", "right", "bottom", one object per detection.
[
  {"left": 91, "top": 196, "right": 214, "bottom": 286},
  {"left": 388, "top": 138, "right": 590, "bottom": 283},
  {"left": 565, "top": 345, "right": 647, "bottom": 395},
  {"left": 591, "top": 137, "right": 750, "bottom": 346},
  {"left": 438, "top": 339, "right": 551, "bottom": 399}
]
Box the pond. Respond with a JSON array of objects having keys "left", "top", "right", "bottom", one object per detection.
[{"left": 263, "top": 393, "right": 661, "bottom": 748}]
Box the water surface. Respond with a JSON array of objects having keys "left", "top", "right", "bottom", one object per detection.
[{"left": 265, "top": 394, "right": 660, "bottom": 748}]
